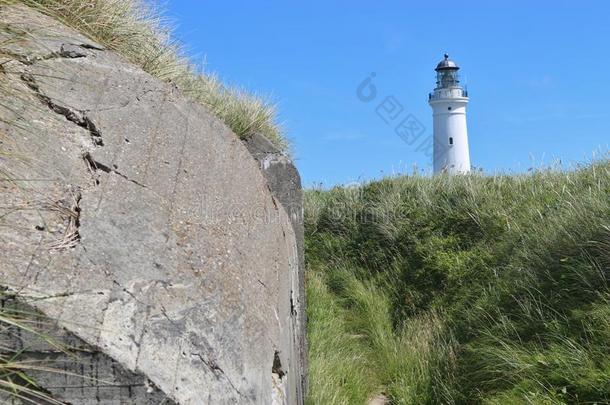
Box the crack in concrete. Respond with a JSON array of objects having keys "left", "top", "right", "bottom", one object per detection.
[
  {"left": 190, "top": 352, "right": 245, "bottom": 398},
  {"left": 20, "top": 72, "right": 103, "bottom": 147},
  {"left": 290, "top": 290, "right": 297, "bottom": 317},
  {"left": 57, "top": 43, "right": 89, "bottom": 59},
  {"left": 83, "top": 153, "right": 147, "bottom": 189},
  {"left": 47, "top": 188, "right": 81, "bottom": 251},
  {"left": 0, "top": 42, "right": 100, "bottom": 64},
  {"left": 75, "top": 43, "right": 104, "bottom": 51},
  {"left": 2, "top": 42, "right": 104, "bottom": 148},
  {"left": 272, "top": 350, "right": 285, "bottom": 379},
  {"left": 24, "top": 289, "right": 104, "bottom": 301},
  {"left": 111, "top": 280, "right": 148, "bottom": 307}
]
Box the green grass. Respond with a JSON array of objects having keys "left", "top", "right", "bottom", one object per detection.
[
  {"left": 305, "top": 160, "right": 610, "bottom": 404},
  {"left": 2, "top": 0, "right": 287, "bottom": 151}
]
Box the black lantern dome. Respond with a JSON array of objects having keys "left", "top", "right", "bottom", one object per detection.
[{"left": 435, "top": 53, "right": 459, "bottom": 71}]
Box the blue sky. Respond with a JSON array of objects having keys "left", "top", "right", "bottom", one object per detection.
[{"left": 166, "top": 1, "right": 609, "bottom": 186}]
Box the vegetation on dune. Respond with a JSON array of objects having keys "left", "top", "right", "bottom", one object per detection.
[
  {"left": 2, "top": 0, "right": 287, "bottom": 151},
  {"left": 305, "top": 160, "right": 610, "bottom": 404}
]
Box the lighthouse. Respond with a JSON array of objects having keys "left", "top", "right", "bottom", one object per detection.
[{"left": 429, "top": 54, "right": 471, "bottom": 174}]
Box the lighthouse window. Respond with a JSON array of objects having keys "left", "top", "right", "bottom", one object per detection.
[
  {"left": 437, "top": 70, "right": 460, "bottom": 88},
  {"left": 449, "top": 137, "right": 454, "bottom": 145},
  {"left": 447, "top": 106, "right": 452, "bottom": 111}
]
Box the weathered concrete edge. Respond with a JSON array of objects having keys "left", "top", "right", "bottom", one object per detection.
[
  {"left": 0, "top": 294, "right": 176, "bottom": 404},
  {"left": 242, "top": 133, "right": 308, "bottom": 402}
]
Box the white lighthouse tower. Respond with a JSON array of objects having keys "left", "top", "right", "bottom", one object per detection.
[{"left": 429, "top": 54, "right": 471, "bottom": 174}]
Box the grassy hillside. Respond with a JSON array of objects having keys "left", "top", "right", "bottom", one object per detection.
[
  {"left": 3, "top": 0, "right": 286, "bottom": 151},
  {"left": 305, "top": 161, "right": 610, "bottom": 404}
]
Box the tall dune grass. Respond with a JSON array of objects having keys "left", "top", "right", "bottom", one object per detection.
[{"left": 306, "top": 160, "right": 610, "bottom": 404}]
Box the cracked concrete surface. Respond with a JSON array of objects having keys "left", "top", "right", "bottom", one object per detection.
[
  {"left": 0, "top": 295, "right": 176, "bottom": 405},
  {"left": 243, "top": 133, "right": 307, "bottom": 400},
  {"left": 0, "top": 4, "right": 305, "bottom": 404},
  {"left": 20, "top": 71, "right": 105, "bottom": 147}
]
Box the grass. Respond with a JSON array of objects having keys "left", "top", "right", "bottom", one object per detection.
[
  {"left": 0, "top": 297, "right": 72, "bottom": 404},
  {"left": 307, "top": 272, "right": 379, "bottom": 405},
  {"left": 1, "top": 0, "right": 287, "bottom": 151},
  {"left": 305, "top": 159, "right": 610, "bottom": 404}
]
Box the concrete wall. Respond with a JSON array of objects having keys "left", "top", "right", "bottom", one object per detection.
[
  {"left": 243, "top": 133, "right": 308, "bottom": 401},
  {"left": 0, "top": 5, "right": 306, "bottom": 404}
]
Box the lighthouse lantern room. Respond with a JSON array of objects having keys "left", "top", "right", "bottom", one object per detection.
[{"left": 429, "top": 54, "right": 471, "bottom": 174}]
